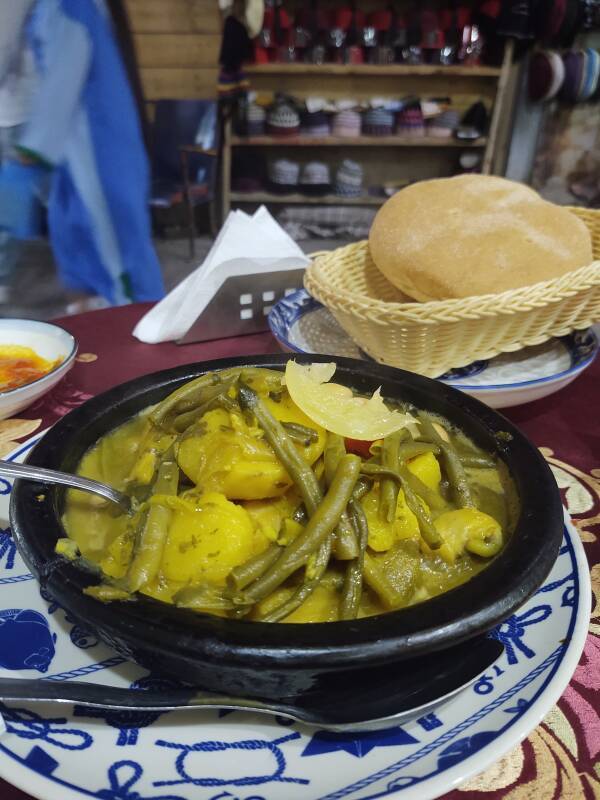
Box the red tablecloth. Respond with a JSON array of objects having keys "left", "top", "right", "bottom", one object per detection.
[{"left": 2, "top": 304, "right": 599, "bottom": 800}]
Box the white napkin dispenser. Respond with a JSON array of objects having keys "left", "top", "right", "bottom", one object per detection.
[{"left": 177, "top": 268, "right": 305, "bottom": 344}]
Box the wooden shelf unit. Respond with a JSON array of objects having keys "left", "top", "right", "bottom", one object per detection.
[
  {"left": 229, "top": 191, "right": 386, "bottom": 206},
  {"left": 230, "top": 135, "right": 487, "bottom": 148},
  {"left": 244, "top": 63, "right": 502, "bottom": 77},
  {"left": 221, "top": 42, "right": 515, "bottom": 219}
]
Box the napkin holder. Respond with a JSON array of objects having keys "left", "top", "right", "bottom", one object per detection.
[{"left": 177, "top": 268, "right": 306, "bottom": 344}]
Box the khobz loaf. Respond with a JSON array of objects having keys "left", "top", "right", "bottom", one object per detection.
[{"left": 368, "top": 175, "right": 593, "bottom": 302}]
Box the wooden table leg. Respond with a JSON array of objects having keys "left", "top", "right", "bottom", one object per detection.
[
  {"left": 180, "top": 148, "right": 197, "bottom": 258},
  {"left": 221, "top": 116, "right": 232, "bottom": 221}
]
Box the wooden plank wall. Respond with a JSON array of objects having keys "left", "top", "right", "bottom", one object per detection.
[{"left": 125, "top": 0, "right": 222, "bottom": 100}]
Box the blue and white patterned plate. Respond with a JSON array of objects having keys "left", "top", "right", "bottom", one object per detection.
[
  {"left": 268, "top": 290, "right": 599, "bottom": 409},
  {"left": 0, "top": 435, "right": 591, "bottom": 800}
]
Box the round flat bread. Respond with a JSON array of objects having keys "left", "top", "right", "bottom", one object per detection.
[{"left": 368, "top": 175, "right": 593, "bottom": 301}]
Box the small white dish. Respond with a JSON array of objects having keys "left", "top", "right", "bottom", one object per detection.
[
  {"left": 0, "top": 320, "right": 77, "bottom": 420},
  {"left": 268, "top": 291, "right": 599, "bottom": 409}
]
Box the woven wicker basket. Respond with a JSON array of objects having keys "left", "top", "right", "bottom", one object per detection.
[{"left": 304, "top": 206, "right": 600, "bottom": 378}]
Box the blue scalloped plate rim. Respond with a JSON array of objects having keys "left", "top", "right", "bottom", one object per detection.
[
  {"left": 0, "top": 434, "right": 592, "bottom": 800},
  {"left": 268, "top": 289, "right": 599, "bottom": 394}
]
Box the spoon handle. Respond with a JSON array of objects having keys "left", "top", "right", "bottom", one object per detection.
[
  {"left": 0, "top": 677, "right": 298, "bottom": 722},
  {"left": 0, "top": 460, "right": 129, "bottom": 511}
]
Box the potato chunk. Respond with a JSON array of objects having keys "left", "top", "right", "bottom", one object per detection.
[
  {"left": 433, "top": 508, "right": 503, "bottom": 564},
  {"left": 176, "top": 400, "right": 325, "bottom": 500},
  {"left": 161, "top": 492, "right": 255, "bottom": 586}
]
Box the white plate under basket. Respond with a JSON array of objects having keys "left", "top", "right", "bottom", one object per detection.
[{"left": 268, "top": 290, "right": 599, "bottom": 409}]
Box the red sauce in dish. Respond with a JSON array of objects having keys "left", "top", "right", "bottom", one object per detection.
[{"left": 0, "top": 347, "right": 61, "bottom": 392}]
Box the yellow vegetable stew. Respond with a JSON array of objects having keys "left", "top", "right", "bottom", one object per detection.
[{"left": 60, "top": 365, "right": 518, "bottom": 623}]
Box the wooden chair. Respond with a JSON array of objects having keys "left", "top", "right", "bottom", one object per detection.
[{"left": 149, "top": 99, "right": 220, "bottom": 257}]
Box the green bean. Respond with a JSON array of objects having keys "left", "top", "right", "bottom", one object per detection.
[
  {"left": 398, "top": 441, "right": 441, "bottom": 461},
  {"left": 363, "top": 552, "right": 406, "bottom": 609},
  {"left": 397, "top": 465, "right": 447, "bottom": 512},
  {"left": 340, "top": 499, "right": 369, "bottom": 620},
  {"left": 324, "top": 433, "right": 347, "bottom": 487},
  {"left": 361, "top": 462, "right": 444, "bottom": 511},
  {"left": 235, "top": 385, "right": 361, "bottom": 588},
  {"left": 418, "top": 414, "right": 475, "bottom": 509},
  {"left": 400, "top": 479, "right": 442, "bottom": 550},
  {"left": 150, "top": 370, "right": 238, "bottom": 428},
  {"left": 237, "top": 383, "right": 321, "bottom": 515},
  {"left": 379, "top": 440, "right": 399, "bottom": 523},
  {"left": 359, "top": 464, "right": 400, "bottom": 482},
  {"left": 335, "top": 519, "right": 359, "bottom": 561},
  {"left": 235, "top": 454, "right": 361, "bottom": 606},
  {"left": 379, "top": 430, "right": 408, "bottom": 523},
  {"left": 170, "top": 407, "right": 202, "bottom": 434},
  {"left": 360, "top": 463, "right": 442, "bottom": 548},
  {"left": 320, "top": 570, "right": 345, "bottom": 591},
  {"left": 368, "top": 441, "right": 383, "bottom": 457},
  {"left": 212, "top": 393, "right": 238, "bottom": 412},
  {"left": 171, "top": 391, "right": 238, "bottom": 433},
  {"left": 259, "top": 535, "right": 334, "bottom": 622},
  {"left": 239, "top": 367, "right": 286, "bottom": 392},
  {"left": 281, "top": 422, "right": 319, "bottom": 445},
  {"left": 183, "top": 379, "right": 238, "bottom": 424},
  {"left": 126, "top": 460, "right": 179, "bottom": 591},
  {"left": 228, "top": 544, "right": 282, "bottom": 591},
  {"left": 151, "top": 367, "right": 282, "bottom": 429},
  {"left": 460, "top": 454, "right": 496, "bottom": 469},
  {"left": 341, "top": 567, "right": 363, "bottom": 620},
  {"left": 333, "top": 476, "right": 372, "bottom": 561},
  {"left": 174, "top": 585, "right": 235, "bottom": 611},
  {"left": 323, "top": 434, "right": 358, "bottom": 560},
  {"left": 353, "top": 477, "right": 372, "bottom": 502}
]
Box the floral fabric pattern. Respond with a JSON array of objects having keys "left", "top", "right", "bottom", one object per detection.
[{"left": 451, "top": 449, "right": 600, "bottom": 799}]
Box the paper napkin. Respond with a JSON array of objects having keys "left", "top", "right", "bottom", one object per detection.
[{"left": 133, "top": 206, "right": 310, "bottom": 344}]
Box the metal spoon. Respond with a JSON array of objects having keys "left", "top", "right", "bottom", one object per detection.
[
  {"left": 0, "top": 673, "right": 473, "bottom": 732},
  {"left": 0, "top": 639, "right": 503, "bottom": 731},
  {"left": 0, "top": 460, "right": 130, "bottom": 513}
]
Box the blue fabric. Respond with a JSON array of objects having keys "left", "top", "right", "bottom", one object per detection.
[
  {"left": 23, "top": 0, "right": 164, "bottom": 304},
  {"left": 0, "top": 160, "right": 46, "bottom": 238},
  {"left": 0, "top": 123, "right": 33, "bottom": 284},
  {"left": 48, "top": 163, "right": 130, "bottom": 302}
]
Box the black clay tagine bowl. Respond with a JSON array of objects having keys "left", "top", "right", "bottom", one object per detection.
[{"left": 9, "top": 354, "right": 563, "bottom": 717}]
